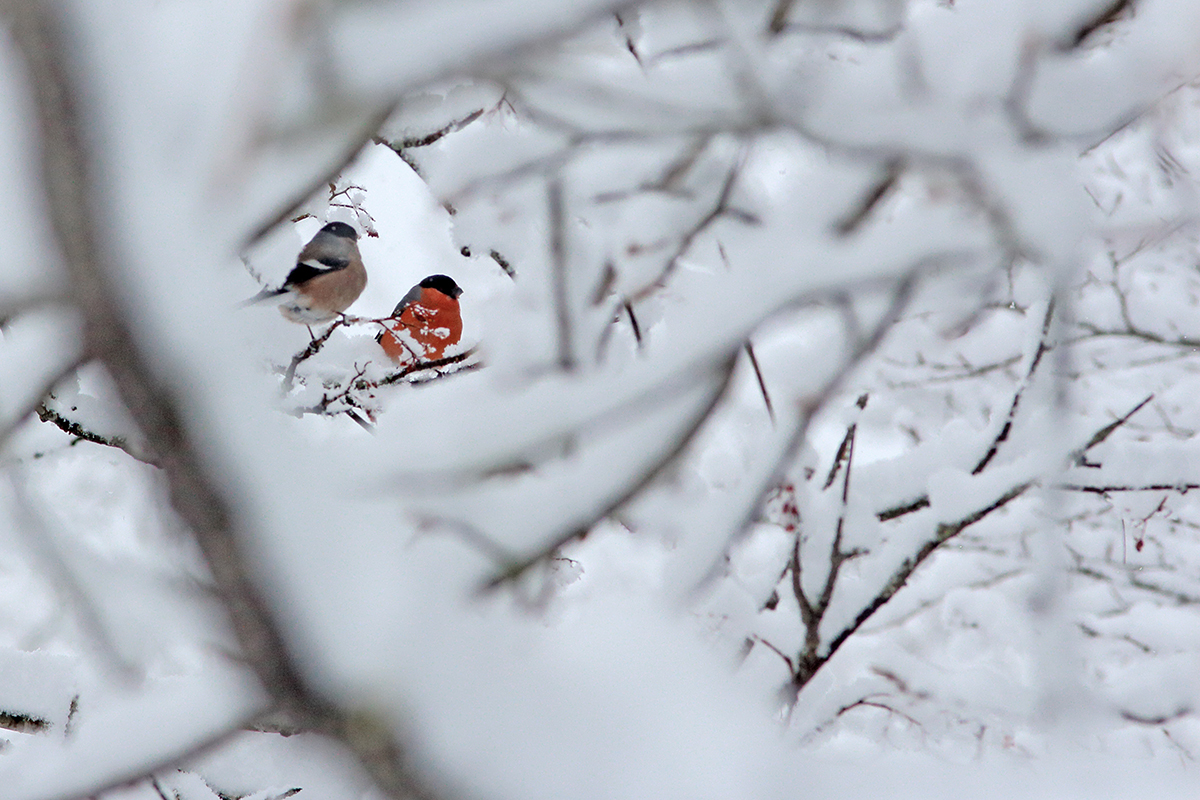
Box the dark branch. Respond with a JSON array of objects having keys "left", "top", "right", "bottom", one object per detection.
[
  {"left": 834, "top": 158, "right": 904, "bottom": 236},
  {"left": 806, "top": 480, "right": 1036, "bottom": 690},
  {"left": 483, "top": 354, "right": 739, "bottom": 590},
  {"left": 971, "top": 300, "right": 1054, "bottom": 475},
  {"left": 1064, "top": 0, "right": 1133, "bottom": 49},
  {"left": 745, "top": 342, "right": 774, "bottom": 423},
  {"left": 1072, "top": 393, "right": 1154, "bottom": 467}
]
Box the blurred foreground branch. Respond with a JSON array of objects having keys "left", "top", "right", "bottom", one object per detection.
[{"left": 2, "top": 3, "right": 444, "bottom": 799}]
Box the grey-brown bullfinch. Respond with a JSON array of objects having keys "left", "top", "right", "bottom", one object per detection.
[
  {"left": 243, "top": 221, "right": 367, "bottom": 326},
  {"left": 377, "top": 274, "right": 464, "bottom": 363}
]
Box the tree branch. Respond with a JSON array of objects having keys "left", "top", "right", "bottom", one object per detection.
[{"left": 2, "top": 5, "right": 443, "bottom": 798}]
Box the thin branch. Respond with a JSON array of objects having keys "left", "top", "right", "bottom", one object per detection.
[
  {"left": 0, "top": 709, "right": 50, "bottom": 734},
  {"left": 242, "top": 101, "right": 398, "bottom": 249},
  {"left": 1059, "top": 482, "right": 1200, "bottom": 494},
  {"left": 548, "top": 179, "right": 575, "bottom": 371},
  {"left": 0, "top": 354, "right": 88, "bottom": 452},
  {"left": 1064, "top": 0, "right": 1134, "bottom": 49},
  {"left": 971, "top": 300, "right": 1054, "bottom": 474},
  {"left": 879, "top": 301, "right": 1052, "bottom": 522},
  {"left": 877, "top": 495, "right": 930, "bottom": 522},
  {"left": 1120, "top": 707, "right": 1191, "bottom": 726},
  {"left": 624, "top": 301, "right": 643, "bottom": 348},
  {"left": 482, "top": 354, "right": 739, "bottom": 590},
  {"left": 489, "top": 249, "right": 516, "bottom": 279},
  {"left": 150, "top": 777, "right": 173, "bottom": 800},
  {"left": 744, "top": 342, "right": 774, "bottom": 423},
  {"left": 834, "top": 158, "right": 904, "bottom": 236},
  {"left": 695, "top": 273, "right": 919, "bottom": 596},
  {"left": 629, "top": 148, "right": 755, "bottom": 303},
  {"left": 1072, "top": 393, "right": 1153, "bottom": 466},
  {"left": 283, "top": 317, "right": 349, "bottom": 392},
  {"left": 377, "top": 348, "right": 478, "bottom": 386},
  {"left": 749, "top": 634, "right": 795, "bottom": 673},
  {"left": 376, "top": 107, "right": 486, "bottom": 152},
  {"left": 822, "top": 394, "right": 867, "bottom": 491},
  {"left": 36, "top": 400, "right": 159, "bottom": 467},
  {"left": 818, "top": 480, "right": 1036, "bottom": 674},
  {"left": 793, "top": 394, "right": 869, "bottom": 684}
]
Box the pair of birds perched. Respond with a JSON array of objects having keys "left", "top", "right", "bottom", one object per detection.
[{"left": 247, "top": 221, "right": 464, "bottom": 362}]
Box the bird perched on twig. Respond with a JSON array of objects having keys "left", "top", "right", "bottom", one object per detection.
[
  {"left": 242, "top": 221, "right": 367, "bottom": 327},
  {"left": 377, "top": 274, "right": 464, "bottom": 363}
]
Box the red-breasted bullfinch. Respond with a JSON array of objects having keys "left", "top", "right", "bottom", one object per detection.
[
  {"left": 377, "top": 274, "right": 464, "bottom": 363},
  {"left": 242, "top": 221, "right": 367, "bottom": 325}
]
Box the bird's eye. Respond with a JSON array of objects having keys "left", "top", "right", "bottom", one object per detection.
[{"left": 460, "top": 246, "right": 471, "bottom": 257}]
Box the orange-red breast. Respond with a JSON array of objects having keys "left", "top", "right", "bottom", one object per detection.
[{"left": 377, "top": 274, "right": 464, "bottom": 363}]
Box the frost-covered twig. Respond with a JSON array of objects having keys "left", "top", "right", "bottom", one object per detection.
[
  {"left": 282, "top": 317, "right": 349, "bottom": 392},
  {"left": 788, "top": 395, "right": 870, "bottom": 689},
  {"left": 703, "top": 273, "right": 919, "bottom": 593},
  {"left": 376, "top": 107, "right": 486, "bottom": 152},
  {"left": 36, "top": 400, "right": 159, "bottom": 467},
  {"left": 1071, "top": 393, "right": 1154, "bottom": 467},
  {"left": 0, "top": 356, "right": 87, "bottom": 451},
  {"left": 877, "top": 301, "right": 1053, "bottom": 521},
  {"left": 971, "top": 300, "right": 1054, "bottom": 474},
  {"left": 630, "top": 148, "right": 756, "bottom": 303},
  {"left": 243, "top": 102, "right": 398, "bottom": 249},
  {"left": 483, "top": 354, "right": 739, "bottom": 590},
  {"left": 784, "top": 478, "right": 1036, "bottom": 698},
  {"left": 1058, "top": 482, "right": 1200, "bottom": 495}
]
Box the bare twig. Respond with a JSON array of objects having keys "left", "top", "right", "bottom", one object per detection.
[
  {"left": 377, "top": 348, "right": 478, "bottom": 386},
  {"left": 1072, "top": 393, "right": 1154, "bottom": 467},
  {"left": 696, "top": 272, "right": 919, "bottom": 594},
  {"left": 744, "top": 342, "right": 774, "bottom": 423},
  {"left": 624, "top": 301, "right": 643, "bottom": 348},
  {"left": 834, "top": 158, "right": 904, "bottom": 236},
  {"left": 878, "top": 301, "right": 1052, "bottom": 522},
  {"left": 790, "top": 394, "right": 869, "bottom": 686}
]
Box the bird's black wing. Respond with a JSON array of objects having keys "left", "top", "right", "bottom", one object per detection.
[
  {"left": 376, "top": 284, "right": 424, "bottom": 343},
  {"left": 284, "top": 256, "right": 350, "bottom": 287}
]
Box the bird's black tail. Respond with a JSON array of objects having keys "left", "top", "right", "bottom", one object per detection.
[{"left": 238, "top": 286, "right": 287, "bottom": 307}]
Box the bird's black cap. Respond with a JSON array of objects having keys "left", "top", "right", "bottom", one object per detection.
[
  {"left": 420, "top": 274, "right": 463, "bottom": 298},
  {"left": 320, "top": 221, "right": 359, "bottom": 240}
]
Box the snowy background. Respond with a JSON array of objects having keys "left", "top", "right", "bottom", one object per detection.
[{"left": 1, "top": 0, "right": 1200, "bottom": 798}]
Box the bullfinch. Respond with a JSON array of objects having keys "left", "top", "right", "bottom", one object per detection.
[
  {"left": 377, "top": 274, "right": 464, "bottom": 363},
  {"left": 243, "top": 221, "right": 367, "bottom": 325}
]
